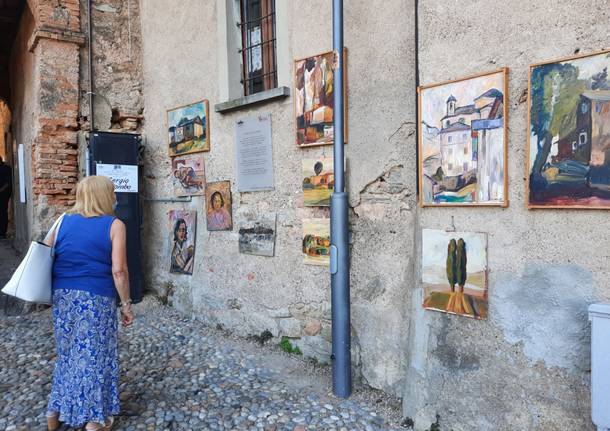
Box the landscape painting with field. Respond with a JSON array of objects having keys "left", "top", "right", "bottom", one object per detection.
[
  {"left": 302, "top": 218, "right": 330, "bottom": 266},
  {"left": 528, "top": 50, "right": 610, "bottom": 208},
  {"left": 422, "top": 229, "right": 488, "bottom": 319},
  {"left": 302, "top": 157, "right": 334, "bottom": 206},
  {"left": 168, "top": 100, "right": 209, "bottom": 156},
  {"left": 419, "top": 69, "right": 507, "bottom": 206}
]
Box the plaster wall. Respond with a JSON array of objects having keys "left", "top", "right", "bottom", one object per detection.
[
  {"left": 404, "top": 1, "right": 610, "bottom": 430},
  {"left": 9, "top": 6, "right": 37, "bottom": 251},
  {"left": 139, "top": 0, "right": 416, "bottom": 395}
]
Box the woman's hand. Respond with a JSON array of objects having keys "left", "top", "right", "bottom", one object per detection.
[{"left": 120, "top": 304, "right": 134, "bottom": 327}]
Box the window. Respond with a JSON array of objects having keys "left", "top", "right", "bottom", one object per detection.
[
  {"left": 448, "top": 136, "right": 452, "bottom": 143},
  {"left": 579, "top": 132, "right": 587, "bottom": 146},
  {"left": 239, "top": 0, "right": 277, "bottom": 96}
]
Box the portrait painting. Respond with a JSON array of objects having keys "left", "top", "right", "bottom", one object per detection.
[
  {"left": 418, "top": 69, "right": 508, "bottom": 206},
  {"left": 205, "top": 181, "right": 232, "bottom": 231},
  {"left": 168, "top": 210, "right": 197, "bottom": 275},
  {"left": 172, "top": 153, "right": 205, "bottom": 197},
  {"left": 422, "top": 229, "right": 488, "bottom": 319},
  {"left": 302, "top": 218, "right": 330, "bottom": 266},
  {"left": 527, "top": 50, "right": 610, "bottom": 208},
  {"left": 168, "top": 100, "right": 210, "bottom": 156},
  {"left": 294, "top": 50, "right": 348, "bottom": 147},
  {"left": 302, "top": 157, "right": 334, "bottom": 206},
  {"left": 238, "top": 212, "right": 277, "bottom": 257}
]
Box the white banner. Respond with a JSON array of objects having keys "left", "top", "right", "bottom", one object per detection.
[{"left": 96, "top": 163, "right": 138, "bottom": 193}]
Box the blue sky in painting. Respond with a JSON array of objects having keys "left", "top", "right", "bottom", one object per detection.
[{"left": 168, "top": 101, "right": 206, "bottom": 127}]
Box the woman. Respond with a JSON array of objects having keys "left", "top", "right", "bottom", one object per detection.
[
  {"left": 207, "top": 191, "right": 231, "bottom": 230},
  {"left": 170, "top": 218, "right": 194, "bottom": 274},
  {"left": 43, "top": 176, "right": 134, "bottom": 431}
]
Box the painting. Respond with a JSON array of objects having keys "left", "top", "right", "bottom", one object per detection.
[
  {"left": 422, "top": 229, "right": 488, "bottom": 319},
  {"left": 418, "top": 69, "right": 508, "bottom": 206},
  {"left": 167, "top": 100, "right": 209, "bottom": 156},
  {"left": 294, "top": 50, "right": 347, "bottom": 147},
  {"left": 205, "top": 181, "right": 232, "bottom": 231},
  {"left": 172, "top": 153, "right": 205, "bottom": 197},
  {"left": 302, "top": 218, "right": 330, "bottom": 266},
  {"left": 527, "top": 49, "right": 610, "bottom": 208},
  {"left": 169, "top": 210, "right": 197, "bottom": 275},
  {"left": 238, "top": 212, "right": 277, "bottom": 257},
  {"left": 302, "top": 157, "right": 334, "bottom": 206}
]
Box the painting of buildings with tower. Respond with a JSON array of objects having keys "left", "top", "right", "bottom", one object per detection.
[
  {"left": 527, "top": 50, "right": 610, "bottom": 208},
  {"left": 418, "top": 69, "right": 508, "bottom": 206},
  {"left": 422, "top": 229, "right": 488, "bottom": 319}
]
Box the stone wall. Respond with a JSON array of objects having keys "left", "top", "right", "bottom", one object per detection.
[
  {"left": 403, "top": 1, "right": 609, "bottom": 430},
  {"left": 79, "top": 0, "right": 144, "bottom": 131},
  {"left": 138, "top": 0, "right": 415, "bottom": 396}
]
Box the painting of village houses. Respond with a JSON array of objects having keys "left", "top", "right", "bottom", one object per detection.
[
  {"left": 422, "top": 229, "right": 488, "bottom": 319},
  {"left": 302, "top": 157, "right": 334, "bottom": 206},
  {"left": 302, "top": 218, "right": 331, "bottom": 266},
  {"left": 419, "top": 69, "right": 507, "bottom": 206},
  {"left": 295, "top": 51, "right": 345, "bottom": 147},
  {"left": 527, "top": 50, "right": 610, "bottom": 208},
  {"left": 168, "top": 100, "right": 209, "bottom": 156}
]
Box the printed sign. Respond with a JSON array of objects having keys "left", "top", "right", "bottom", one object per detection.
[
  {"left": 96, "top": 163, "right": 139, "bottom": 193},
  {"left": 235, "top": 113, "right": 274, "bottom": 192}
]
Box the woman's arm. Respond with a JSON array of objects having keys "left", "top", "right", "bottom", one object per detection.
[{"left": 110, "top": 219, "right": 134, "bottom": 326}]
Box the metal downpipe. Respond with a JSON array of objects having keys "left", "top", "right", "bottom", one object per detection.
[{"left": 330, "top": 0, "right": 351, "bottom": 399}]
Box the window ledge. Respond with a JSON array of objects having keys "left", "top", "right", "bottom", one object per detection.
[{"left": 214, "top": 87, "right": 291, "bottom": 113}]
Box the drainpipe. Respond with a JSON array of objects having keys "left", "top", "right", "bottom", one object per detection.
[
  {"left": 330, "top": 0, "right": 351, "bottom": 398},
  {"left": 87, "top": 0, "right": 94, "bottom": 131}
]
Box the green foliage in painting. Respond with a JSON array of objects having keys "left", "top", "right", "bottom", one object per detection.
[
  {"left": 456, "top": 238, "right": 467, "bottom": 291},
  {"left": 446, "top": 239, "right": 457, "bottom": 292}
]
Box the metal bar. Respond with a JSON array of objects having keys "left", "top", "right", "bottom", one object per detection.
[
  {"left": 240, "top": 69, "right": 277, "bottom": 83},
  {"left": 330, "top": 0, "right": 351, "bottom": 399},
  {"left": 236, "top": 11, "right": 275, "bottom": 27},
  {"left": 238, "top": 38, "right": 277, "bottom": 53},
  {"left": 143, "top": 196, "right": 193, "bottom": 203}
]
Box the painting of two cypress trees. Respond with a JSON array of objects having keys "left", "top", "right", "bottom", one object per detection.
[{"left": 422, "top": 229, "right": 488, "bottom": 319}]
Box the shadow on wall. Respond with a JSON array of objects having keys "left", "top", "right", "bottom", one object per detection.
[{"left": 492, "top": 264, "right": 597, "bottom": 370}]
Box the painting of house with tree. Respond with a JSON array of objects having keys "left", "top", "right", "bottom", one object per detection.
[
  {"left": 527, "top": 50, "right": 610, "bottom": 208},
  {"left": 168, "top": 100, "right": 210, "bottom": 156},
  {"left": 419, "top": 69, "right": 508, "bottom": 206},
  {"left": 422, "top": 229, "right": 488, "bottom": 319}
]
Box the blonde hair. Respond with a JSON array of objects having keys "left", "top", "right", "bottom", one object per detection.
[{"left": 68, "top": 176, "right": 115, "bottom": 217}]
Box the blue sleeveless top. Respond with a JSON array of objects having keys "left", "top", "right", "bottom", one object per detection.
[{"left": 52, "top": 214, "right": 116, "bottom": 298}]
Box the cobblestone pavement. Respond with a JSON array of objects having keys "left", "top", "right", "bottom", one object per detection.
[{"left": 0, "top": 240, "right": 404, "bottom": 431}]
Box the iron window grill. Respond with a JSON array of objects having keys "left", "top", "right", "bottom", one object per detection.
[{"left": 238, "top": 0, "right": 277, "bottom": 96}]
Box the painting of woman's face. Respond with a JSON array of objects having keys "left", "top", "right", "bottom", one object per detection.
[
  {"left": 212, "top": 193, "right": 223, "bottom": 210},
  {"left": 177, "top": 222, "right": 187, "bottom": 241}
]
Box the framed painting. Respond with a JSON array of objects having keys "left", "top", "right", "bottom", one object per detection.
[
  {"left": 238, "top": 212, "right": 277, "bottom": 257},
  {"left": 302, "top": 157, "right": 334, "bottom": 206},
  {"left": 294, "top": 49, "right": 348, "bottom": 147},
  {"left": 302, "top": 218, "right": 330, "bottom": 266},
  {"left": 418, "top": 68, "right": 509, "bottom": 207},
  {"left": 205, "top": 180, "right": 232, "bottom": 231},
  {"left": 526, "top": 49, "right": 610, "bottom": 209},
  {"left": 167, "top": 100, "right": 210, "bottom": 156},
  {"left": 172, "top": 153, "right": 205, "bottom": 197},
  {"left": 422, "top": 229, "right": 488, "bottom": 320},
  {"left": 168, "top": 210, "right": 197, "bottom": 275}
]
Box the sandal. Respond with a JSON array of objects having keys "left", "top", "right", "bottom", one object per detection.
[
  {"left": 46, "top": 411, "right": 62, "bottom": 431},
  {"left": 85, "top": 416, "right": 115, "bottom": 431}
]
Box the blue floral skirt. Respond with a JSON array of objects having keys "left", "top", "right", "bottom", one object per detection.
[{"left": 47, "top": 289, "right": 120, "bottom": 427}]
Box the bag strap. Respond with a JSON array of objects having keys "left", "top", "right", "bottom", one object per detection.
[{"left": 44, "top": 213, "right": 66, "bottom": 249}]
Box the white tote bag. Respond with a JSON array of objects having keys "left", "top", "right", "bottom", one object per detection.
[{"left": 1, "top": 214, "right": 65, "bottom": 305}]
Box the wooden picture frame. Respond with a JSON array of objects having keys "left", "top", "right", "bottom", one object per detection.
[
  {"left": 167, "top": 99, "right": 210, "bottom": 157},
  {"left": 294, "top": 48, "right": 348, "bottom": 148},
  {"left": 417, "top": 68, "right": 509, "bottom": 207},
  {"left": 525, "top": 49, "right": 610, "bottom": 209}
]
